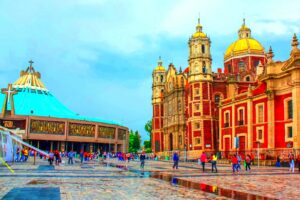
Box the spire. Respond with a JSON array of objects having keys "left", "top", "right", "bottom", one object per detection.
[
  {"left": 238, "top": 18, "right": 251, "bottom": 39},
  {"left": 179, "top": 66, "right": 182, "bottom": 73},
  {"left": 157, "top": 56, "right": 163, "bottom": 66},
  {"left": 291, "top": 33, "right": 299, "bottom": 50},
  {"left": 267, "top": 46, "right": 274, "bottom": 63},
  {"left": 196, "top": 17, "right": 202, "bottom": 33}
]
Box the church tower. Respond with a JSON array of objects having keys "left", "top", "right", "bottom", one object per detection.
[
  {"left": 152, "top": 57, "right": 166, "bottom": 152},
  {"left": 187, "top": 19, "right": 215, "bottom": 154}
]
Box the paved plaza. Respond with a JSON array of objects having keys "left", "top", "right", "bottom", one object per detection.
[{"left": 0, "top": 157, "right": 300, "bottom": 199}]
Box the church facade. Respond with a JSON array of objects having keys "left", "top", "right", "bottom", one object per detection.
[{"left": 152, "top": 19, "right": 300, "bottom": 159}]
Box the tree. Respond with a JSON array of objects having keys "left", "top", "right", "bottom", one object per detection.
[
  {"left": 144, "top": 119, "right": 152, "bottom": 143},
  {"left": 143, "top": 140, "right": 152, "bottom": 153},
  {"left": 128, "top": 130, "right": 141, "bottom": 153}
]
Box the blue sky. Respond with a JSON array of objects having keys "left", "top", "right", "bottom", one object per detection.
[{"left": 0, "top": 0, "right": 299, "bottom": 141}]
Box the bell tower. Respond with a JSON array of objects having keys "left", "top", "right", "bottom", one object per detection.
[
  {"left": 152, "top": 56, "right": 166, "bottom": 153},
  {"left": 188, "top": 18, "right": 212, "bottom": 82},
  {"left": 186, "top": 19, "right": 215, "bottom": 153}
]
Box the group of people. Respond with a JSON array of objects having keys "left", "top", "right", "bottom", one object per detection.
[{"left": 15, "top": 147, "right": 29, "bottom": 162}]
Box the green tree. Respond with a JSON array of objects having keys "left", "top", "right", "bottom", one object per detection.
[
  {"left": 128, "top": 130, "right": 141, "bottom": 153},
  {"left": 144, "top": 119, "right": 152, "bottom": 143},
  {"left": 143, "top": 140, "right": 152, "bottom": 153}
]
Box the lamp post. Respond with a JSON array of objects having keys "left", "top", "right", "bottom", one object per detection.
[{"left": 256, "top": 141, "right": 260, "bottom": 168}]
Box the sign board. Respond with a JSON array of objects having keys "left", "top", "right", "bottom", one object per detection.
[{"left": 205, "top": 144, "right": 211, "bottom": 148}]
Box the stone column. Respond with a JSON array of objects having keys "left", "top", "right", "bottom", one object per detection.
[
  {"left": 267, "top": 91, "right": 275, "bottom": 149},
  {"left": 50, "top": 141, "right": 53, "bottom": 151},
  {"left": 292, "top": 69, "right": 300, "bottom": 148}
]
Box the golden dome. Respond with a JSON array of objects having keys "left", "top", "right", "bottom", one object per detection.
[
  {"left": 154, "top": 65, "right": 165, "bottom": 71},
  {"left": 193, "top": 31, "right": 206, "bottom": 38},
  {"left": 224, "top": 19, "right": 264, "bottom": 60},
  {"left": 224, "top": 38, "right": 264, "bottom": 60}
]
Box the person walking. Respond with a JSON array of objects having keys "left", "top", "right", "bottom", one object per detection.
[
  {"left": 289, "top": 154, "right": 295, "bottom": 173},
  {"left": 140, "top": 152, "right": 146, "bottom": 169},
  {"left": 80, "top": 150, "right": 84, "bottom": 164},
  {"left": 48, "top": 151, "right": 54, "bottom": 165},
  {"left": 245, "top": 154, "right": 251, "bottom": 171},
  {"left": 24, "top": 148, "right": 29, "bottom": 162},
  {"left": 231, "top": 154, "right": 238, "bottom": 173},
  {"left": 54, "top": 150, "right": 60, "bottom": 166},
  {"left": 236, "top": 153, "right": 242, "bottom": 171},
  {"left": 15, "top": 147, "right": 20, "bottom": 162},
  {"left": 200, "top": 152, "right": 207, "bottom": 172},
  {"left": 296, "top": 155, "right": 300, "bottom": 172},
  {"left": 211, "top": 154, "right": 218, "bottom": 173},
  {"left": 172, "top": 151, "right": 179, "bottom": 169},
  {"left": 68, "top": 150, "right": 74, "bottom": 164}
]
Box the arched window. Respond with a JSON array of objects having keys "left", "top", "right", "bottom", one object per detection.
[
  {"left": 214, "top": 94, "right": 220, "bottom": 104},
  {"left": 201, "top": 44, "right": 205, "bottom": 54},
  {"left": 160, "top": 75, "right": 164, "bottom": 82},
  {"left": 245, "top": 76, "right": 251, "bottom": 82}
]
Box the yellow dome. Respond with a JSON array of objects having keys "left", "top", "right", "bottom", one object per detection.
[
  {"left": 224, "top": 38, "right": 264, "bottom": 60},
  {"left": 154, "top": 65, "right": 165, "bottom": 71},
  {"left": 192, "top": 31, "right": 206, "bottom": 38}
]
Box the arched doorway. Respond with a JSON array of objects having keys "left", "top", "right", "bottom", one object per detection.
[{"left": 169, "top": 133, "right": 173, "bottom": 151}]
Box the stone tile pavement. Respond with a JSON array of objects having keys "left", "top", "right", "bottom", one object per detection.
[{"left": 0, "top": 157, "right": 227, "bottom": 200}]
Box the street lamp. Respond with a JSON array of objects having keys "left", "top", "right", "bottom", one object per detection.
[{"left": 256, "top": 141, "right": 261, "bottom": 168}]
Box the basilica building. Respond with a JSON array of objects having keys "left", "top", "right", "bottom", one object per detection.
[
  {"left": 152, "top": 19, "right": 300, "bottom": 159},
  {"left": 0, "top": 62, "right": 128, "bottom": 153}
]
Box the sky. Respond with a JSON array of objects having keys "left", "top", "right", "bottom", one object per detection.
[{"left": 0, "top": 0, "right": 299, "bottom": 141}]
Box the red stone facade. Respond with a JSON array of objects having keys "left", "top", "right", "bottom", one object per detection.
[{"left": 152, "top": 19, "right": 300, "bottom": 159}]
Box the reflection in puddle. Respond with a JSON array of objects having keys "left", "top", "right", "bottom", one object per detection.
[{"left": 151, "top": 173, "right": 278, "bottom": 200}]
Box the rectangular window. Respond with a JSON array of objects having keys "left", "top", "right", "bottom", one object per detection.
[
  {"left": 179, "top": 135, "right": 182, "bottom": 145},
  {"left": 195, "top": 104, "right": 200, "bottom": 111},
  {"left": 194, "top": 122, "right": 200, "bottom": 130},
  {"left": 224, "top": 112, "right": 230, "bottom": 127},
  {"left": 195, "top": 88, "right": 200, "bottom": 96},
  {"left": 288, "top": 100, "right": 293, "bottom": 119},
  {"left": 195, "top": 137, "right": 201, "bottom": 145},
  {"left": 258, "top": 130, "right": 263, "bottom": 140},
  {"left": 239, "top": 109, "right": 244, "bottom": 125},
  {"left": 288, "top": 127, "right": 293, "bottom": 138},
  {"left": 155, "top": 141, "right": 160, "bottom": 152},
  {"left": 258, "top": 105, "right": 264, "bottom": 123}
]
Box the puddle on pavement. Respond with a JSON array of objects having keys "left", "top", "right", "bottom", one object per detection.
[
  {"left": 104, "top": 161, "right": 278, "bottom": 200},
  {"left": 151, "top": 173, "right": 278, "bottom": 200}
]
